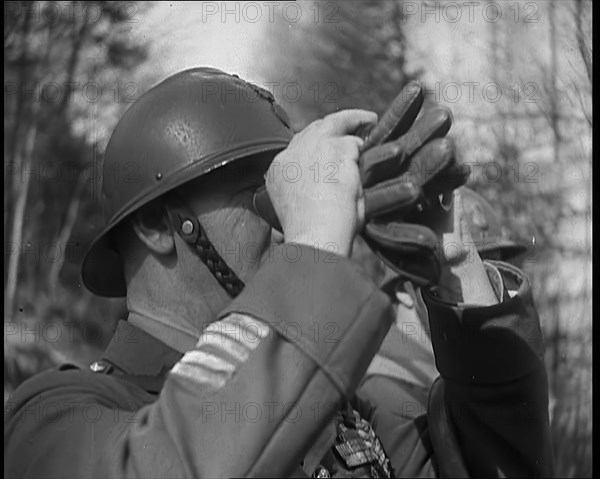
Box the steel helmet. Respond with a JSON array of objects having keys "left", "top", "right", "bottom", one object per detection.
[
  {"left": 460, "top": 186, "right": 531, "bottom": 263},
  {"left": 82, "top": 67, "right": 294, "bottom": 297}
]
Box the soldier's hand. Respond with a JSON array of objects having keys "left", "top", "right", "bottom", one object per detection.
[{"left": 266, "top": 110, "right": 378, "bottom": 257}]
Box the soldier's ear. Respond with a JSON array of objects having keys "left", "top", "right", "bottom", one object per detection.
[{"left": 131, "top": 199, "right": 175, "bottom": 256}]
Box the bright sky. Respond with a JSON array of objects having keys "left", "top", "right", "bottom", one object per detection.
[
  {"left": 134, "top": 1, "right": 276, "bottom": 85},
  {"left": 133, "top": 1, "right": 555, "bottom": 113}
]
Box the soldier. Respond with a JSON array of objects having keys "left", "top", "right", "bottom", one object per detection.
[
  {"left": 460, "top": 186, "right": 533, "bottom": 269},
  {"left": 5, "top": 68, "right": 553, "bottom": 478}
]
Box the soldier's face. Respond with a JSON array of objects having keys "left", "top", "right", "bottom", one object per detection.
[{"left": 175, "top": 153, "right": 279, "bottom": 283}]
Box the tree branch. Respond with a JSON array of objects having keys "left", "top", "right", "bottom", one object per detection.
[{"left": 575, "top": 0, "right": 592, "bottom": 85}]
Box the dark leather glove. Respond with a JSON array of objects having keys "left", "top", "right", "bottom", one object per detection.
[{"left": 361, "top": 116, "right": 470, "bottom": 286}]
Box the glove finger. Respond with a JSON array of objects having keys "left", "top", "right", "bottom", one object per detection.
[
  {"left": 359, "top": 106, "right": 453, "bottom": 187},
  {"left": 364, "top": 221, "right": 438, "bottom": 252},
  {"left": 398, "top": 106, "right": 453, "bottom": 160},
  {"left": 404, "top": 137, "right": 457, "bottom": 187},
  {"left": 379, "top": 252, "right": 440, "bottom": 288},
  {"left": 364, "top": 138, "right": 456, "bottom": 219},
  {"left": 364, "top": 178, "right": 420, "bottom": 219},
  {"left": 359, "top": 81, "right": 424, "bottom": 150},
  {"left": 422, "top": 163, "right": 471, "bottom": 197},
  {"left": 362, "top": 222, "right": 440, "bottom": 286},
  {"left": 359, "top": 141, "right": 406, "bottom": 187}
]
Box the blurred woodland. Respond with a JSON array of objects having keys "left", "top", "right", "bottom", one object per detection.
[{"left": 4, "top": 1, "right": 592, "bottom": 476}]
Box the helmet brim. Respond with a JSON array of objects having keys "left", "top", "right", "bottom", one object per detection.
[{"left": 81, "top": 142, "right": 288, "bottom": 297}]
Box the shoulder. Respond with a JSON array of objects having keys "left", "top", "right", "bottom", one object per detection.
[
  {"left": 4, "top": 364, "right": 154, "bottom": 479},
  {"left": 5, "top": 363, "right": 152, "bottom": 419}
]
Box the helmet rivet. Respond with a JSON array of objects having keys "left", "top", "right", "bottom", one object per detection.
[
  {"left": 155, "top": 172, "right": 163, "bottom": 180},
  {"left": 182, "top": 220, "right": 194, "bottom": 235}
]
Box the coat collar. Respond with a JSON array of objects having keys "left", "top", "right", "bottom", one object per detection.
[{"left": 97, "top": 320, "right": 184, "bottom": 393}]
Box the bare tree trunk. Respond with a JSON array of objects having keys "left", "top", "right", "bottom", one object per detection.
[
  {"left": 488, "top": 10, "right": 508, "bottom": 144},
  {"left": 5, "top": 12, "right": 58, "bottom": 318},
  {"left": 42, "top": 16, "right": 88, "bottom": 296},
  {"left": 47, "top": 170, "right": 88, "bottom": 295},
  {"left": 4, "top": 6, "right": 33, "bottom": 283},
  {"left": 5, "top": 122, "right": 38, "bottom": 319},
  {"left": 546, "top": 2, "right": 564, "bottom": 404},
  {"left": 6, "top": 8, "right": 32, "bottom": 171},
  {"left": 549, "top": 0, "right": 560, "bottom": 162},
  {"left": 58, "top": 19, "right": 88, "bottom": 115}
]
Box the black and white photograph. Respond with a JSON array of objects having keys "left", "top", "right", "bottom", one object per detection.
[{"left": 4, "top": 1, "right": 592, "bottom": 477}]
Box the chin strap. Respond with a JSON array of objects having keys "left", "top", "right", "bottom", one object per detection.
[{"left": 165, "top": 201, "right": 245, "bottom": 298}]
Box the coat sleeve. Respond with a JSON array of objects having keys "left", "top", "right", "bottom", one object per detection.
[
  {"left": 353, "top": 260, "right": 554, "bottom": 478},
  {"left": 423, "top": 260, "right": 554, "bottom": 477},
  {"left": 4, "top": 244, "right": 394, "bottom": 479}
]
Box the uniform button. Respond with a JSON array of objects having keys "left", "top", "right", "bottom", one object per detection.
[
  {"left": 90, "top": 361, "right": 108, "bottom": 373},
  {"left": 182, "top": 220, "right": 194, "bottom": 235}
]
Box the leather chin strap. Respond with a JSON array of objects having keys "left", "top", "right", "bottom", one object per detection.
[{"left": 165, "top": 201, "right": 245, "bottom": 298}]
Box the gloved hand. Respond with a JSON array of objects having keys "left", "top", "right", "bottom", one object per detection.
[
  {"left": 254, "top": 82, "right": 436, "bottom": 227},
  {"left": 254, "top": 82, "right": 469, "bottom": 286},
  {"left": 359, "top": 84, "right": 470, "bottom": 288}
]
